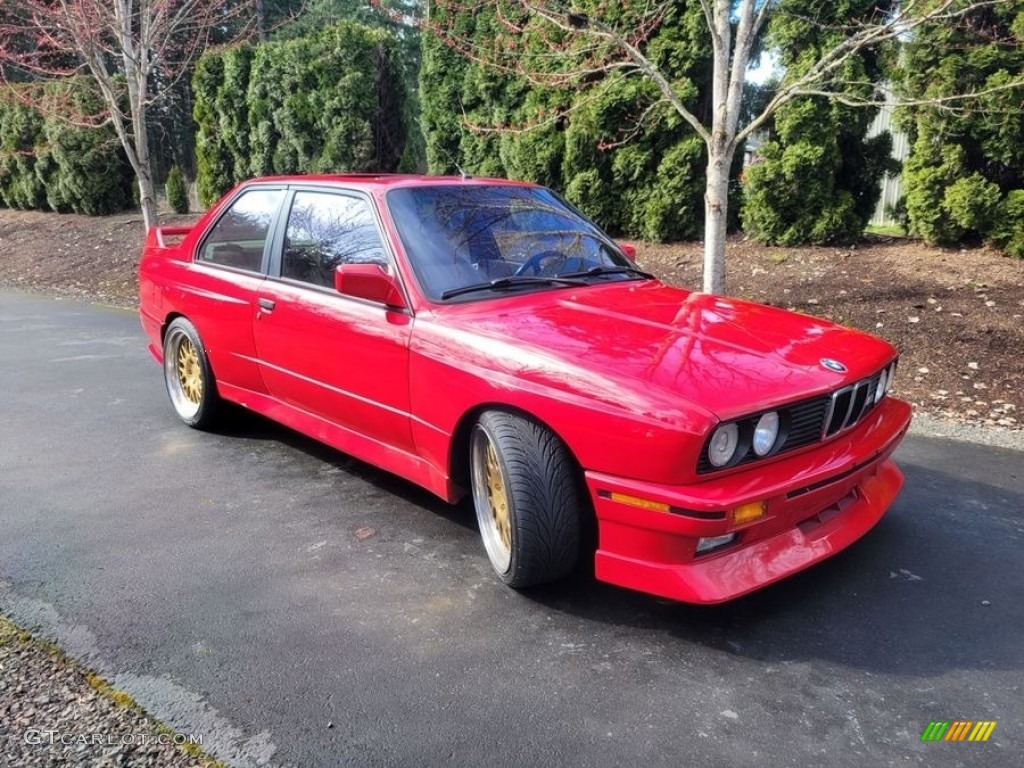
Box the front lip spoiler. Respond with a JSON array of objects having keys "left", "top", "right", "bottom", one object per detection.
[
  {"left": 593, "top": 456, "right": 904, "bottom": 604},
  {"left": 584, "top": 397, "right": 911, "bottom": 603}
]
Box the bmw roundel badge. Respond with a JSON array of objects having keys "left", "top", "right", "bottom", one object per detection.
[{"left": 820, "top": 358, "right": 847, "bottom": 373}]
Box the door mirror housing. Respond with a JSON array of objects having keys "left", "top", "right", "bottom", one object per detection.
[
  {"left": 617, "top": 242, "right": 637, "bottom": 261},
  {"left": 334, "top": 263, "right": 406, "bottom": 309}
]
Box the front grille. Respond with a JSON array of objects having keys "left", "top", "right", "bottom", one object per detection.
[
  {"left": 822, "top": 371, "right": 883, "bottom": 439},
  {"left": 785, "top": 396, "right": 830, "bottom": 451},
  {"left": 697, "top": 363, "right": 894, "bottom": 474}
]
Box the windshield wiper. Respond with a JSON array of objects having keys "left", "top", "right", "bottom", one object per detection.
[
  {"left": 561, "top": 265, "right": 656, "bottom": 280},
  {"left": 440, "top": 275, "right": 587, "bottom": 300}
]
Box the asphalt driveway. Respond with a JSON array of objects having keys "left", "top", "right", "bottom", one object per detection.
[{"left": 1, "top": 290, "right": 1021, "bottom": 767}]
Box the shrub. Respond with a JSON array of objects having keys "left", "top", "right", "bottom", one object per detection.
[
  {"left": 894, "top": 3, "right": 1023, "bottom": 250},
  {"left": 992, "top": 190, "right": 1024, "bottom": 259},
  {"left": 165, "top": 165, "right": 189, "bottom": 214},
  {"left": 0, "top": 81, "right": 131, "bottom": 215},
  {"left": 742, "top": 96, "right": 891, "bottom": 246},
  {"left": 942, "top": 174, "right": 1001, "bottom": 234},
  {"left": 0, "top": 100, "right": 46, "bottom": 210},
  {"left": 885, "top": 196, "right": 910, "bottom": 235},
  {"left": 193, "top": 53, "right": 233, "bottom": 208},
  {"left": 36, "top": 81, "right": 133, "bottom": 215}
]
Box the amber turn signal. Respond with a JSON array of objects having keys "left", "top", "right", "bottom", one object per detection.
[
  {"left": 732, "top": 500, "right": 766, "bottom": 526},
  {"left": 608, "top": 492, "right": 671, "bottom": 513}
]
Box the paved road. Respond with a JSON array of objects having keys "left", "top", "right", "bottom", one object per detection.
[{"left": 1, "top": 290, "right": 1021, "bottom": 768}]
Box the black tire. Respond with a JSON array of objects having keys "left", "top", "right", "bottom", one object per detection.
[
  {"left": 469, "top": 411, "right": 581, "bottom": 588},
  {"left": 162, "top": 317, "right": 221, "bottom": 429}
]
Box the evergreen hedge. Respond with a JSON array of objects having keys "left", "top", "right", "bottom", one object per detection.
[
  {"left": 740, "top": 1, "right": 894, "bottom": 246},
  {"left": 0, "top": 80, "right": 133, "bottom": 215},
  {"left": 420, "top": 1, "right": 715, "bottom": 241},
  {"left": 194, "top": 22, "right": 408, "bottom": 208},
  {"left": 893, "top": 2, "right": 1024, "bottom": 257}
]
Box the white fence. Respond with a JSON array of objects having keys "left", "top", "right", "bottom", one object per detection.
[{"left": 867, "top": 100, "right": 910, "bottom": 227}]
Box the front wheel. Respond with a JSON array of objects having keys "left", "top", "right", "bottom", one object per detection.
[
  {"left": 470, "top": 411, "right": 581, "bottom": 588},
  {"left": 163, "top": 317, "right": 221, "bottom": 429}
]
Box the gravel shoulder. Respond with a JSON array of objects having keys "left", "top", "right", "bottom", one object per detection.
[{"left": 1, "top": 615, "right": 222, "bottom": 768}]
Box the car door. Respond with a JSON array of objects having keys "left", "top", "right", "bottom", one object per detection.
[
  {"left": 181, "top": 186, "right": 286, "bottom": 395},
  {"left": 252, "top": 187, "right": 415, "bottom": 451}
]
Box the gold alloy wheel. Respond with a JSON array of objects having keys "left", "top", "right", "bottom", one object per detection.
[
  {"left": 471, "top": 426, "right": 514, "bottom": 574},
  {"left": 176, "top": 336, "right": 203, "bottom": 405},
  {"left": 484, "top": 442, "right": 512, "bottom": 551},
  {"left": 163, "top": 323, "right": 205, "bottom": 422}
]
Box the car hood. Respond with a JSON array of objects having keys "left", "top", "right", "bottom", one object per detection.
[{"left": 438, "top": 281, "right": 897, "bottom": 421}]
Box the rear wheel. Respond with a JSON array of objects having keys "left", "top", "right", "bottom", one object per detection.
[
  {"left": 470, "top": 411, "right": 581, "bottom": 588},
  {"left": 163, "top": 317, "right": 220, "bottom": 429}
]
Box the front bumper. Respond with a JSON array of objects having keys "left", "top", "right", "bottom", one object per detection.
[{"left": 588, "top": 397, "right": 912, "bottom": 603}]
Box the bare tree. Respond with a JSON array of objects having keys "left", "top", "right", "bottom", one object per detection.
[
  {"left": 429, "top": 0, "right": 1023, "bottom": 294},
  {"left": 0, "top": 1, "right": 255, "bottom": 230}
]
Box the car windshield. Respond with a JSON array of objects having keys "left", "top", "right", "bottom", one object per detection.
[{"left": 386, "top": 184, "right": 646, "bottom": 301}]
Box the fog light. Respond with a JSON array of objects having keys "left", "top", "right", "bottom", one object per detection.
[
  {"left": 732, "top": 500, "right": 766, "bottom": 525},
  {"left": 696, "top": 533, "right": 737, "bottom": 555}
]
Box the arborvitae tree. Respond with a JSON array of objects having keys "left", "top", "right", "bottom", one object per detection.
[
  {"left": 247, "top": 24, "right": 405, "bottom": 175},
  {"left": 0, "top": 98, "right": 46, "bottom": 210},
  {"left": 37, "top": 81, "right": 134, "bottom": 216},
  {"left": 0, "top": 81, "right": 131, "bottom": 215},
  {"left": 193, "top": 54, "right": 234, "bottom": 209},
  {"left": 166, "top": 165, "right": 189, "bottom": 214},
  {"left": 741, "top": 1, "right": 897, "bottom": 246},
  {"left": 893, "top": 2, "right": 1024, "bottom": 256},
  {"left": 420, "top": 1, "right": 716, "bottom": 241},
  {"left": 194, "top": 21, "right": 408, "bottom": 206}
]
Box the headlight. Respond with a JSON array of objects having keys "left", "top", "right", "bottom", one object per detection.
[
  {"left": 886, "top": 360, "right": 897, "bottom": 393},
  {"left": 708, "top": 423, "right": 740, "bottom": 467},
  {"left": 874, "top": 368, "right": 888, "bottom": 403},
  {"left": 752, "top": 411, "right": 779, "bottom": 456}
]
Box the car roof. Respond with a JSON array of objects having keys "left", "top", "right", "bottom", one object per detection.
[{"left": 243, "top": 174, "right": 540, "bottom": 191}]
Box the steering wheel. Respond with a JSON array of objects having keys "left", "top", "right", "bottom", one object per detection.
[{"left": 514, "top": 250, "right": 584, "bottom": 277}]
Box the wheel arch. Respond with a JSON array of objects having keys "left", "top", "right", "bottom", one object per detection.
[
  {"left": 448, "top": 403, "right": 581, "bottom": 490},
  {"left": 160, "top": 311, "right": 187, "bottom": 344},
  {"left": 447, "top": 404, "right": 596, "bottom": 551},
  {"left": 161, "top": 313, "right": 221, "bottom": 398}
]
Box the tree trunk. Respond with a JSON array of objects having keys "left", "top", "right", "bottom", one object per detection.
[
  {"left": 702, "top": 0, "right": 734, "bottom": 296},
  {"left": 131, "top": 96, "right": 157, "bottom": 231},
  {"left": 135, "top": 160, "right": 158, "bottom": 232},
  {"left": 702, "top": 149, "right": 730, "bottom": 295},
  {"left": 256, "top": 0, "right": 267, "bottom": 41}
]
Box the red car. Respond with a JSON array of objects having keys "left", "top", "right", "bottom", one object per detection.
[{"left": 139, "top": 175, "right": 911, "bottom": 603}]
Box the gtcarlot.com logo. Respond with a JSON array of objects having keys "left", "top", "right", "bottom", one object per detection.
[
  {"left": 921, "top": 721, "right": 997, "bottom": 742},
  {"left": 24, "top": 729, "right": 203, "bottom": 747}
]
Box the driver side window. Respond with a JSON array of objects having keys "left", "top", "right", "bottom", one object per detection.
[{"left": 282, "top": 192, "right": 388, "bottom": 289}]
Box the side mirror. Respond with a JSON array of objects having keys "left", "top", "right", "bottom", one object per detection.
[
  {"left": 617, "top": 242, "right": 637, "bottom": 261},
  {"left": 334, "top": 263, "right": 407, "bottom": 309}
]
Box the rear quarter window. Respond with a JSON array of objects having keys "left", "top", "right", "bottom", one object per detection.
[{"left": 199, "top": 189, "right": 284, "bottom": 272}]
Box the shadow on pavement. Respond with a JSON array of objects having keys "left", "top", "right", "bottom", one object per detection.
[{"left": 201, "top": 407, "right": 1024, "bottom": 678}]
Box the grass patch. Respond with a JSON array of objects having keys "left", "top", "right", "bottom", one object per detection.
[{"left": 863, "top": 224, "right": 906, "bottom": 238}]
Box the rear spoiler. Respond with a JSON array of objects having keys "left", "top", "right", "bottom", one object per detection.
[{"left": 151, "top": 225, "right": 192, "bottom": 249}]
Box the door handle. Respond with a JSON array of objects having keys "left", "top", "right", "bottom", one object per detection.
[{"left": 258, "top": 298, "right": 276, "bottom": 312}]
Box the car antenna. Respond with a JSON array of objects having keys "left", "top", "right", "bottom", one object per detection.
[{"left": 439, "top": 135, "right": 471, "bottom": 180}]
